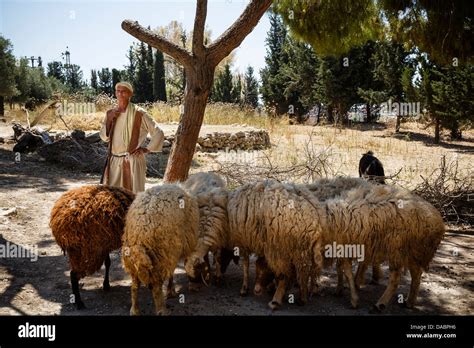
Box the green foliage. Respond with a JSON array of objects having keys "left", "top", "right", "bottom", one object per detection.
[
  {"left": 90, "top": 69, "right": 98, "bottom": 92},
  {"left": 125, "top": 45, "right": 136, "bottom": 82},
  {"left": 47, "top": 61, "right": 65, "bottom": 84},
  {"left": 273, "top": 0, "right": 381, "bottom": 56},
  {"left": 279, "top": 37, "right": 320, "bottom": 120},
  {"left": 12, "top": 58, "right": 54, "bottom": 109},
  {"left": 242, "top": 66, "right": 259, "bottom": 108},
  {"left": 0, "top": 36, "right": 19, "bottom": 101},
  {"left": 431, "top": 65, "right": 473, "bottom": 139},
  {"left": 275, "top": 0, "right": 473, "bottom": 64},
  {"left": 133, "top": 42, "right": 154, "bottom": 102},
  {"left": 260, "top": 12, "right": 290, "bottom": 115},
  {"left": 97, "top": 68, "right": 113, "bottom": 95},
  {"left": 64, "top": 64, "right": 84, "bottom": 92},
  {"left": 153, "top": 49, "right": 167, "bottom": 102},
  {"left": 210, "top": 63, "right": 240, "bottom": 104},
  {"left": 111, "top": 68, "right": 122, "bottom": 91},
  {"left": 380, "top": 0, "right": 474, "bottom": 65}
]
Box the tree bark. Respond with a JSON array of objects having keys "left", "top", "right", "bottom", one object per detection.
[
  {"left": 164, "top": 65, "right": 215, "bottom": 182},
  {"left": 0, "top": 96, "right": 4, "bottom": 117},
  {"left": 434, "top": 116, "right": 440, "bottom": 144},
  {"left": 395, "top": 114, "right": 401, "bottom": 132},
  {"left": 122, "top": 0, "right": 272, "bottom": 182},
  {"left": 327, "top": 105, "right": 334, "bottom": 123}
]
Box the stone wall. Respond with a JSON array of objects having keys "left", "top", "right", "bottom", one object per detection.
[{"left": 162, "top": 129, "right": 271, "bottom": 154}]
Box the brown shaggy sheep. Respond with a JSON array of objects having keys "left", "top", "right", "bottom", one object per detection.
[{"left": 50, "top": 185, "right": 135, "bottom": 309}]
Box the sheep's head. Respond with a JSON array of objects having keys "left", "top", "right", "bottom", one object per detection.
[
  {"left": 219, "top": 247, "right": 239, "bottom": 274},
  {"left": 185, "top": 255, "right": 211, "bottom": 290}
]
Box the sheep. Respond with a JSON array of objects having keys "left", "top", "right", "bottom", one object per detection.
[
  {"left": 186, "top": 175, "right": 445, "bottom": 311},
  {"left": 185, "top": 180, "right": 272, "bottom": 297},
  {"left": 121, "top": 184, "right": 199, "bottom": 315},
  {"left": 358, "top": 151, "right": 386, "bottom": 283},
  {"left": 253, "top": 176, "right": 368, "bottom": 297},
  {"left": 183, "top": 172, "right": 238, "bottom": 288},
  {"left": 252, "top": 178, "right": 445, "bottom": 311},
  {"left": 184, "top": 172, "right": 226, "bottom": 196},
  {"left": 359, "top": 150, "right": 386, "bottom": 184},
  {"left": 305, "top": 177, "right": 383, "bottom": 287},
  {"left": 187, "top": 179, "right": 325, "bottom": 307},
  {"left": 288, "top": 180, "right": 445, "bottom": 310},
  {"left": 50, "top": 185, "right": 135, "bottom": 309}
]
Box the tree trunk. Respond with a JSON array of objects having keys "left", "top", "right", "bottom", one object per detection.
[
  {"left": 0, "top": 96, "right": 4, "bottom": 117},
  {"left": 366, "top": 103, "right": 371, "bottom": 123},
  {"left": 450, "top": 122, "right": 462, "bottom": 140},
  {"left": 327, "top": 105, "right": 334, "bottom": 123},
  {"left": 395, "top": 114, "right": 401, "bottom": 132},
  {"left": 434, "top": 116, "right": 440, "bottom": 144},
  {"left": 164, "top": 65, "right": 215, "bottom": 182}
]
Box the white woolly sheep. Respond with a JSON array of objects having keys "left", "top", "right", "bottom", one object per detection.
[
  {"left": 121, "top": 184, "right": 199, "bottom": 315},
  {"left": 287, "top": 180, "right": 445, "bottom": 310},
  {"left": 183, "top": 172, "right": 239, "bottom": 288},
  {"left": 303, "top": 177, "right": 383, "bottom": 288}
]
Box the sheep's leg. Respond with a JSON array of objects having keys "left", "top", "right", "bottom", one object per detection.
[
  {"left": 166, "top": 276, "right": 177, "bottom": 298},
  {"left": 406, "top": 266, "right": 422, "bottom": 309},
  {"left": 268, "top": 275, "right": 286, "bottom": 310},
  {"left": 103, "top": 254, "right": 111, "bottom": 291},
  {"left": 355, "top": 261, "right": 369, "bottom": 289},
  {"left": 214, "top": 250, "right": 223, "bottom": 287},
  {"left": 371, "top": 263, "right": 383, "bottom": 285},
  {"left": 70, "top": 271, "right": 85, "bottom": 310},
  {"left": 240, "top": 253, "right": 249, "bottom": 296},
  {"left": 296, "top": 271, "right": 309, "bottom": 306},
  {"left": 130, "top": 276, "right": 140, "bottom": 316},
  {"left": 151, "top": 282, "right": 168, "bottom": 316},
  {"left": 336, "top": 260, "right": 345, "bottom": 296},
  {"left": 373, "top": 268, "right": 401, "bottom": 312},
  {"left": 341, "top": 260, "right": 359, "bottom": 309}
]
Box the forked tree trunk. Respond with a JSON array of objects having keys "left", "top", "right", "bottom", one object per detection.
[
  {"left": 122, "top": 0, "right": 272, "bottom": 182},
  {"left": 164, "top": 65, "right": 215, "bottom": 182}
]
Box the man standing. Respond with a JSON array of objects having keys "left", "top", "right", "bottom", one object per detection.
[{"left": 100, "top": 82, "right": 164, "bottom": 193}]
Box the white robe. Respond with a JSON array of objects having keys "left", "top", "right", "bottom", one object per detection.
[{"left": 99, "top": 108, "right": 164, "bottom": 193}]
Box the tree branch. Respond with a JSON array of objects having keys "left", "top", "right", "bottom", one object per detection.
[
  {"left": 207, "top": 0, "right": 272, "bottom": 65},
  {"left": 122, "top": 20, "right": 193, "bottom": 67},
  {"left": 192, "top": 0, "right": 208, "bottom": 57}
]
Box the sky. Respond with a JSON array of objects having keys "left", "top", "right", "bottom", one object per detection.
[{"left": 0, "top": 0, "right": 270, "bottom": 82}]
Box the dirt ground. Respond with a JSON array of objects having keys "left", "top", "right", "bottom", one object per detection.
[{"left": 0, "top": 123, "right": 473, "bottom": 316}]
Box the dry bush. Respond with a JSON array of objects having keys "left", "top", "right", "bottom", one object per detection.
[
  {"left": 214, "top": 134, "right": 336, "bottom": 187},
  {"left": 412, "top": 155, "right": 474, "bottom": 225}
]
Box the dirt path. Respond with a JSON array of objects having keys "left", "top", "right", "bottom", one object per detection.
[{"left": 0, "top": 127, "right": 472, "bottom": 316}]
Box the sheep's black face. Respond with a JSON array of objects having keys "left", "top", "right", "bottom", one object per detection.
[
  {"left": 220, "top": 248, "right": 239, "bottom": 273},
  {"left": 187, "top": 260, "right": 211, "bottom": 287}
]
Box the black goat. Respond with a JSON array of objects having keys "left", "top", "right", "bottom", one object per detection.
[{"left": 358, "top": 151, "right": 386, "bottom": 184}]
